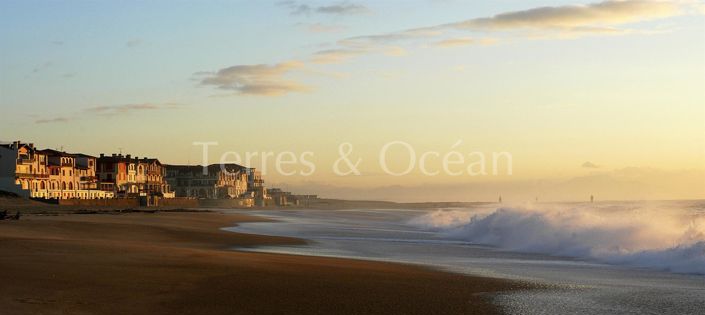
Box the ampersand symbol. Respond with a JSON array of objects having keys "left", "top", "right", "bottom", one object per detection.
[{"left": 333, "top": 142, "right": 361, "bottom": 176}]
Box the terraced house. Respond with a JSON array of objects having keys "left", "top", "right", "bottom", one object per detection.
[
  {"left": 97, "top": 153, "right": 173, "bottom": 198},
  {"left": 165, "top": 164, "right": 248, "bottom": 199},
  {"left": 0, "top": 141, "right": 113, "bottom": 199}
]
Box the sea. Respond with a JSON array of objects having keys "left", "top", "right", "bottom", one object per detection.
[{"left": 225, "top": 200, "right": 705, "bottom": 315}]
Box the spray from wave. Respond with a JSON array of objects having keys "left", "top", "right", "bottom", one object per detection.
[{"left": 409, "top": 202, "right": 705, "bottom": 275}]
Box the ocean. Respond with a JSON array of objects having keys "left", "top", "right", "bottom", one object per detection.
[{"left": 226, "top": 200, "right": 705, "bottom": 314}]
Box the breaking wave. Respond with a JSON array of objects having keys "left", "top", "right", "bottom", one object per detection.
[{"left": 409, "top": 202, "right": 705, "bottom": 275}]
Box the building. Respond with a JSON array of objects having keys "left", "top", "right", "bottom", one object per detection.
[
  {"left": 0, "top": 141, "right": 113, "bottom": 199},
  {"left": 244, "top": 167, "right": 268, "bottom": 198},
  {"left": 97, "top": 154, "right": 173, "bottom": 198},
  {"left": 165, "top": 164, "right": 248, "bottom": 199},
  {"left": 267, "top": 188, "right": 299, "bottom": 206}
]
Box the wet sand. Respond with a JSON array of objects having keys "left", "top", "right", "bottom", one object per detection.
[{"left": 0, "top": 211, "right": 524, "bottom": 315}]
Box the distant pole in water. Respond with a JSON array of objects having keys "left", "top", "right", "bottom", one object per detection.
[
  {"left": 498, "top": 195, "right": 502, "bottom": 204},
  {"left": 590, "top": 195, "right": 594, "bottom": 203},
  {"left": 535, "top": 197, "right": 538, "bottom": 203}
]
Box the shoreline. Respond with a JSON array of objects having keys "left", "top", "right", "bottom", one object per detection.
[{"left": 0, "top": 210, "right": 529, "bottom": 315}]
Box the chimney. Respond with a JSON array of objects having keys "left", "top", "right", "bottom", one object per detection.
[
  {"left": 126, "top": 154, "right": 131, "bottom": 159},
  {"left": 28, "top": 143, "right": 34, "bottom": 149},
  {"left": 12, "top": 141, "right": 20, "bottom": 150},
  {"left": 112, "top": 154, "right": 117, "bottom": 157},
  {"left": 100, "top": 153, "right": 105, "bottom": 158}
]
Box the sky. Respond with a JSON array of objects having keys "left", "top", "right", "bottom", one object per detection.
[{"left": 1, "top": 0, "right": 704, "bottom": 202}]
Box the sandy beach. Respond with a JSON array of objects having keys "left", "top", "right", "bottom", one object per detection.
[{"left": 0, "top": 210, "right": 525, "bottom": 315}]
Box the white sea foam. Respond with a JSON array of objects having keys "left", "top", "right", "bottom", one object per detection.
[{"left": 409, "top": 202, "right": 705, "bottom": 274}]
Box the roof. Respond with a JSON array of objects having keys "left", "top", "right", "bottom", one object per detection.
[
  {"left": 165, "top": 163, "right": 246, "bottom": 175},
  {"left": 37, "top": 149, "right": 75, "bottom": 157},
  {"left": 72, "top": 153, "right": 97, "bottom": 159},
  {"left": 97, "top": 155, "right": 161, "bottom": 165},
  {"left": 1, "top": 142, "right": 35, "bottom": 152}
]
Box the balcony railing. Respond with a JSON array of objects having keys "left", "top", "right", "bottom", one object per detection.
[
  {"left": 16, "top": 157, "right": 35, "bottom": 164},
  {"left": 15, "top": 173, "right": 49, "bottom": 179}
]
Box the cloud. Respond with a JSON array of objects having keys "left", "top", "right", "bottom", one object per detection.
[
  {"left": 35, "top": 117, "right": 71, "bottom": 124},
  {"left": 383, "top": 46, "right": 407, "bottom": 56},
  {"left": 126, "top": 39, "right": 142, "bottom": 48},
  {"left": 32, "top": 61, "right": 53, "bottom": 73},
  {"left": 279, "top": 1, "right": 370, "bottom": 15},
  {"left": 312, "top": 49, "right": 367, "bottom": 64},
  {"left": 449, "top": 0, "right": 682, "bottom": 31},
  {"left": 334, "top": 0, "right": 687, "bottom": 52},
  {"left": 316, "top": 3, "right": 369, "bottom": 15},
  {"left": 34, "top": 102, "right": 181, "bottom": 124},
  {"left": 433, "top": 37, "right": 498, "bottom": 48},
  {"left": 198, "top": 61, "right": 310, "bottom": 96},
  {"left": 196, "top": 0, "right": 692, "bottom": 95},
  {"left": 582, "top": 161, "right": 601, "bottom": 169},
  {"left": 339, "top": 29, "right": 442, "bottom": 48},
  {"left": 310, "top": 45, "right": 408, "bottom": 64},
  {"left": 85, "top": 103, "right": 180, "bottom": 115}
]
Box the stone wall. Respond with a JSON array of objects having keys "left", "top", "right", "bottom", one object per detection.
[
  {"left": 198, "top": 198, "right": 254, "bottom": 209},
  {"left": 58, "top": 198, "right": 140, "bottom": 207}
]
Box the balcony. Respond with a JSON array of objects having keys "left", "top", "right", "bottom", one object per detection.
[
  {"left": 16, "top": 157, "right": 35, "bottom": 164},
  {"left": 15, "top": 173, "right": 49, "bottom": 179}
]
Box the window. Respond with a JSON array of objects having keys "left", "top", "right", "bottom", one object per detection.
[
  {"left": 69, "top": 182, "right": 73, "bottom": 190},
  {"left": 62, "top": 182, "right": 66, "bottom": 190}
]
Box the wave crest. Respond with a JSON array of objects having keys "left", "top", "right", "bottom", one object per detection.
[{"left": 410, "top": 203, "right": 705, "bottom": 274}]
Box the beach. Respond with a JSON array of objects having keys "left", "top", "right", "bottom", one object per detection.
[{"left": 0, "top": 210, "right": 523, "bottom": 315}]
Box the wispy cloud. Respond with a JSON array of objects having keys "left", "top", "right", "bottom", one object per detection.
[
  {"left": 32, "top": 61, "right": 53, "bottom": 73},
  {"left": 126, "top": 38, "right": 142, "bottom": 48},
  {"left": 334, "top": 0, "right": 689, "bottom": 52},
  {"left": 197, "top": 61, "right": 310, "bottom": 96},
  {"left": 34, "top": 103, "right": 181, "bottom": 124},
  {"left": 312, "top": 49, "right": 367, "bottom": 64},
  {"left": 85, "top": 103, "right": 180, "bottom": 115},
  {"left": 316, "top": 2, "right": 370, "bottom": 15},
  {"left": 199, "top": 0, "right": 695, "bottom": 96},
  {"left": 582, "top": 161, "right": 601, "bottom": 169},
  {"left": 279, "top": 1, "right": 370, "bottom": 15},
  {"left": 35, "top": 117, "right": 71, "bottom": 124},
  {"left": 339, "top": 29, "right": 442, "bottom": 48},
  {"left": 433, "top": 37, "right": 497, "bottom": 48},
  {"left": 449, "top": 0, "right": 682, "bottom": 31}
]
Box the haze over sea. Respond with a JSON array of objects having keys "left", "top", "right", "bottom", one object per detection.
[{"left": 229, "top": 200, "right": 705, "bottom": 315}]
